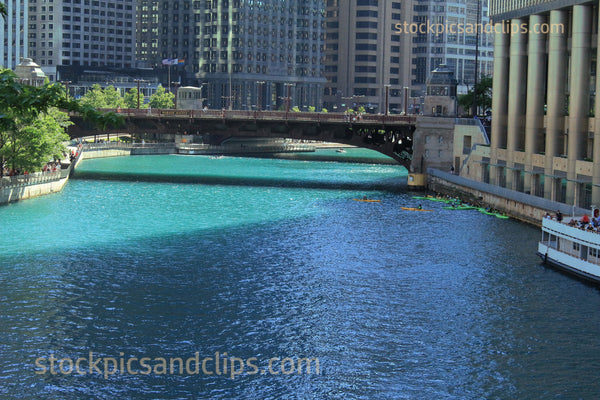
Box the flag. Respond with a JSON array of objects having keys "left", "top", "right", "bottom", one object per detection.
[
  {"left": 178, "top": 59, "right": 185, "bottom": 65},
  {"left": 162, "top": 58, "right": 178, "bottom": 65}
]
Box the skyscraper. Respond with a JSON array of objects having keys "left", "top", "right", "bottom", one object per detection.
[
  {"left": 323, "top": 0, "right": 493, "bottom": 114},
  {"left": 27, "top": 0, "right": 136, "bottom": 82},
  {"left": 137, "top": 0, "right": 326, "bottom": 111},
  {"left": 323, "top": 0, "right": 412, "bottom": 114},
  {"left": 0, "top": 0, "right": 28, "bottom": 69},
  {"left": 411, "top": 0, "right": 493, "bottom": 97}
]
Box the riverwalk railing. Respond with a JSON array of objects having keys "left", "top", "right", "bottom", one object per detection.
[{"left": 0, "top": 170, "right": 67, "bottom": 189}]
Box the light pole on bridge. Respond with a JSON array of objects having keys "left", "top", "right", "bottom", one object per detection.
[{"left": 134, "top": 79, "right": 147, "bottom": 109}]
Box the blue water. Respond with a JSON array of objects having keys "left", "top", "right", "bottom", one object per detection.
[{"left": 1, "top": 154, "right": 600, "bottom": 399}]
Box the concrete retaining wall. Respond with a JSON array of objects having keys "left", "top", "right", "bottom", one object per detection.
[
  {"left": 428, "top": 168, "right": 588, "bottom": 226},
  {"left": 0, "top": 176, "right": 69, "bottom": 204}
]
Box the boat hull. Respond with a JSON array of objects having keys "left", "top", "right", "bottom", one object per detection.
[
  {"left": 537, "top": 245, "right": 600, "bottom": 284},
  {"left": 538, "top": 218, "right": 600, "bottom": 284}
]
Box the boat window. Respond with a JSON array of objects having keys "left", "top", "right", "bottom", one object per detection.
[
  {"left": 590, "top": 248, "right": 598, "bottom": 257},
  {"left": 573, "top": 242, "right": 580, "bottom": 251}
]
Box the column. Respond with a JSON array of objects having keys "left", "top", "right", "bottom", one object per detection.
[
  {"left": 544, "top": 10, "right": 569, "bottom": 200},
  {"left": 490, "top": 23, "right": 510, "bottom": 186},
  {"left": 593, "top": 4, "right": 600, "bottom": 205},
  {"left": 506, "top": 18, "right": 528, "bottom": 190},
  {"left": 566, "top": 5, "right": 592, "bottom": 206},
  {"left": 524, "top": 14, "right": 547, "bottom": 194}
]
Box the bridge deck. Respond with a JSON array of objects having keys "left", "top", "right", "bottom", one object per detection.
[{"left": 68, "top": 109, "right": 416, "bottom": 168}]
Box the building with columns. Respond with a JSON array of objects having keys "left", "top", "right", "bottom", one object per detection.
[{"left": 463, "top": 0, "right": 600, "bottom": 209}]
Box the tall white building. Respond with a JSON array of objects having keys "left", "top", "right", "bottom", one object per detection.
[{"left": 0, "top": 0, "right": 28, "bottom": 69}]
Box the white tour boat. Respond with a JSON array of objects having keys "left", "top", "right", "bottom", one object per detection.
[{"left": 537, "top": 215, "right": 600, "bottom": 283}]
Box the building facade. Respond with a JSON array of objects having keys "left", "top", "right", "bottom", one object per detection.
[
  {"left": 0, "top": 0, "right": 28, "bottom": 69},
  {"left": 27, "top": 0, "right": 136, "bottom": 82},
  {"left": 323, "top": 0, "right": 412, "bottom": 114},
  {"left": 465, "top": 0, "right": 600, "bottom": 209},
  {"left": 411, "top": 0, "right": 494, "bottom": 99},
  {"left": 137, "top": 0, "right": 326, "bottom": 111},
  {"left": 323, "top": 0, "right": 493, "bottom": 115}
]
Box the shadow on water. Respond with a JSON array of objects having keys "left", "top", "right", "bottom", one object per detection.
[{"left": 72, "top": 170, "right": 408, "bottom": 192}]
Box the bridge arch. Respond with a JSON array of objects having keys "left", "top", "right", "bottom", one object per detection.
[{"left": 68, "top": 109, "right": 416, "bottom": 169}]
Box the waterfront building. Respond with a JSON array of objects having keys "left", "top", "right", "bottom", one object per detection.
[
  {"left": 463, "top": 0, "right": 600, "bottom": 209},
  {"left": 137, "top": 0, "right": 326, "bottom": 111},
  {"left": 0, "top": 0, "right": 28, "bottom": 69},
  {"left": 27, "top": 0, "right": 136, "bottom": 82}
]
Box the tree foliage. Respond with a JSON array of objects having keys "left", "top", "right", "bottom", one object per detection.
[
  {"left": 148, "top": 85, "right": 175, "bottom": 109},
  {"left": 0, "top": 69, "right": 122, "bottom": 174},
  {"left": 79, "top": 84, "right": 125, "bottom": 109},
  {"left": 124, "top": 87, "right": 147, "bottom": 109},
  {"left": 458, "top": 76, "right": 493, "bottom": 116},
  {"left": 1, "top": 109, "right": 71, "bottom": 172}
]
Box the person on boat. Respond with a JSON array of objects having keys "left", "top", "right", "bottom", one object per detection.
[
  {"left": 556, "top": 210, "right": 563, "bottom": 222},
  {"left": 544, "top": 212, "right": 551, "bottom": 219},
  {"left": 418, "top": 204, "right": 422, "bottom": 210},
  {"left": 363, "top": 195, "right": 368, "bottom": 200},
  {"left": 580, "top": 214, "right": 590, "bottom": 225}
]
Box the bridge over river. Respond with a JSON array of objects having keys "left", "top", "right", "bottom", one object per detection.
[{"left": 68, "top": 109, "right": 417, "bottom": 169}]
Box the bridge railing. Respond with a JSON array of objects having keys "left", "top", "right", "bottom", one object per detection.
[{"left": 99, "top": 108, "right": 417, "bottom": 124}]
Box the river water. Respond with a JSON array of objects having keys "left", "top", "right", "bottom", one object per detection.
[{"left": 1, "top": 152, "right": 600, "bottom": 399}]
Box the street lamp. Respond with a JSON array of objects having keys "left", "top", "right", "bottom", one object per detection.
[
  {"left": 134, "top": 79, "right": 146, "bottom": 109},
  {"left": 171, "top": 81, "right": 180, "bottom": 108},
  {"left": 60, "top": 80, "right": 72, "bottom": 100},
  {"left": 284, "top": 83, "right": 294, "bottom": 113},
  {"left": 384, "top": 85, "right": 391, "bottom": 116},
  {"left": 256, "top": 81, "right": 265, "bottom": 111}
]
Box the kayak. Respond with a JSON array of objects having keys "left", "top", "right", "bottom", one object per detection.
[
  {"left": 353, "top": 199, "right": 381, "bottom": 203},
  {"left": 478, "top": 208, "right": 509, "bottom": 219},
  {"left": 412, "top": 195, "right": 456, "bottom": 204},
  {"left": 443, "top": 205, "right": 477, "bottom": 210},
  {"left": 401, "top": 207, "right": 433, "bottom": 212}
]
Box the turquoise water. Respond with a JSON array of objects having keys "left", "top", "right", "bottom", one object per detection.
[{"left": 2, "top": 155, "right": 600, "bottom": 399}]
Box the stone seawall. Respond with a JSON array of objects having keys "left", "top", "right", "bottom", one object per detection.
[
  {"left": 427, "top": 169, "right": 587, "bottom": 227},
  {"left": 0, "top": 176, "right": 69, "bottom": 204}
]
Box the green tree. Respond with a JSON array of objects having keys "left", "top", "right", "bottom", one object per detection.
[
  {"left": 79, "top": 84, "right": 108, "bottom": 108},
  {"left": 124, "top": 87, "right": 147, "bottom": 109},
  {"left": 148, "top": 85, "right": 174, "bottom": 109},
  {"left": 2, "top": 109, "right": 71, "bottom": 172},
  {"left": 0, "top": 69, "right": 122, "bottom": 174},
  {"left": 103, "top": 85, "right": 125, "bottom": 108},
  {"left": 458, "top": 76, "right": 492, "bottom": 116}
]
